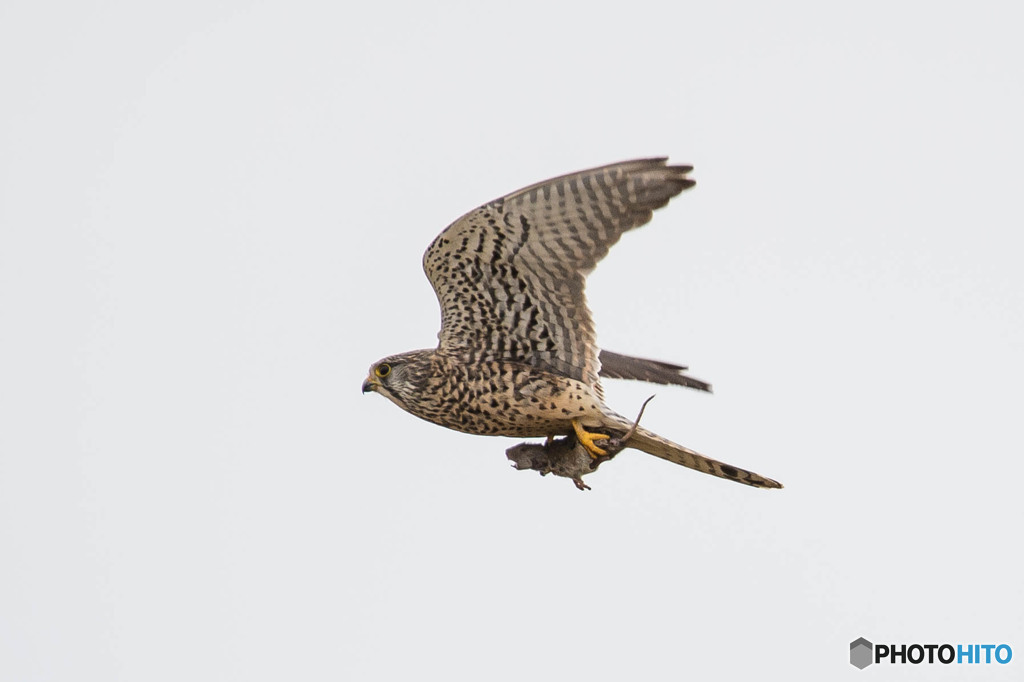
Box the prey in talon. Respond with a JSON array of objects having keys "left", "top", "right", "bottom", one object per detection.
[{"left": 505, "top": 395, "right": 658, "bottom": 491}]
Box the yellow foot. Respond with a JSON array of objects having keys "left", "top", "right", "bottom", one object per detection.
[{"left": 572, "top": 418, "right": 610, "bottom": 458}]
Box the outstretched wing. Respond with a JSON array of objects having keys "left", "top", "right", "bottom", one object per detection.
[
  {"left": 422, "top": 158, "right": 695, "bottom": 392},
  {"left": 597, "top": 350, "right": 712, "bottom": 393}
]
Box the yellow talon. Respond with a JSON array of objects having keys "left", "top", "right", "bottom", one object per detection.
[{"left": 572, "top": 418, "right": 609, "bottom": 458}]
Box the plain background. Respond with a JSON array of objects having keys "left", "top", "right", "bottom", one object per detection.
[{"left": 2, "top": 1, "right": 1022, "bottom": 680}]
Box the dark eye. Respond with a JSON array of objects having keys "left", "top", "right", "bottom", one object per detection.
[{"left": 375, "top": 363, "right": 391, "bottom": 378}]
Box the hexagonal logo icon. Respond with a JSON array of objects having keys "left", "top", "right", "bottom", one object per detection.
[{"left": 850, "top": 637, "right": 873, "bottom": 669}]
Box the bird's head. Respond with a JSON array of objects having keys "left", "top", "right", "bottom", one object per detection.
[{"left": 361, "top": 349, "right": 436, "bottom": 410}]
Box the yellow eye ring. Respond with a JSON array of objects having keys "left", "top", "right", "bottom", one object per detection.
[{"left": 375, "top": 363, "right": 391, "bottom": 378}]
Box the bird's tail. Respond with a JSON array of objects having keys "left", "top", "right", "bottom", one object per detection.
[{"left": 626, "top": 426, "right": 783, "bottom": 489}]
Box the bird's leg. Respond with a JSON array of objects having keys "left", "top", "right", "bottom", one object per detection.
[{"left": 571, "top": 418, "right": 609, "bottom": 458}]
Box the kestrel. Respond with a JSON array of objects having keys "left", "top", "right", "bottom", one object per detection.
[{"left": 362, "top": 158, "right": 782, "bottom": 489}]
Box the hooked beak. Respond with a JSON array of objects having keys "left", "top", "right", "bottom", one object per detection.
[{"left": 362, "top": 376, "right": 377, "bottom": 394}]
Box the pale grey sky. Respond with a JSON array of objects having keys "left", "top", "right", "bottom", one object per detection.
[{"left": 2, "top": 1, "right": 1022, "bottom": 680}]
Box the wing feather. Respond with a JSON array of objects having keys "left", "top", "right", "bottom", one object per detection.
[
  {"left": 422, "top": 158, "right": 695, "bottom": 391},
  {"left": 597, "top": 350, "right": 712, "bottom": 393}
]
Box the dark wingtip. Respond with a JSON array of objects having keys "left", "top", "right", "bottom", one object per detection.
[{"left": 598, "top": 350, "right": 712, "bottom": 392}]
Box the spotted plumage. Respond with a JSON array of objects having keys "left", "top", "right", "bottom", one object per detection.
[{"left": 363, "top": 158, "right": 782, "bottom": 489}]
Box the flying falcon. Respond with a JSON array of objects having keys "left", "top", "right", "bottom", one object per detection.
[{"left": 362, "top": 158, "right": 782, "bottom": 489}]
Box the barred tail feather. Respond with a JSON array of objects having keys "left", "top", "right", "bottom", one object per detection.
[{"left": 628, "top": 426, "right": 783, "bottom": 489}]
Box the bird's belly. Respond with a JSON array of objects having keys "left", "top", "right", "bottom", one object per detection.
[{"left": 422, "top": 364, "right": 607, "bottom": 438}]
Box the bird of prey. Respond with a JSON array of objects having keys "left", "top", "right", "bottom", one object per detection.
[{"left": 362, "top": 158, "right": 782, "bottom": 489}]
